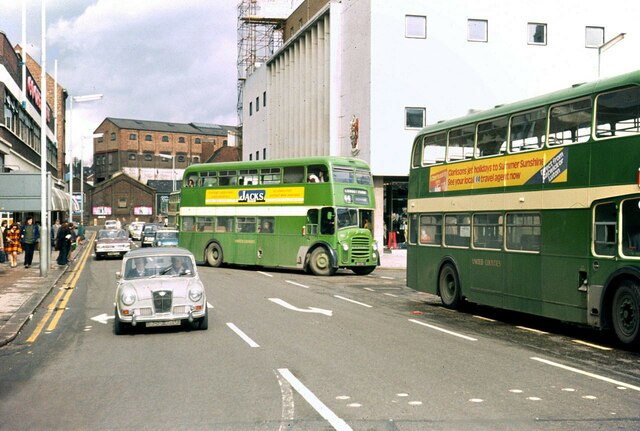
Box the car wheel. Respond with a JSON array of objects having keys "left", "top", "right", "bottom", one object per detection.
[
  {"left": 611, "top": 281, "right": 640, "bottom": 346},
  {"left": 309, "top": 247, "right": 336, "bottom": 276},
  {"left": 352, "top": 266, "right": 376, "bottom": 275},
  {"left": 192, "top": 309, "right": 209, "bottom": 330},
  {"left": 439, "top": 263, "right": 462, "bottom": 309},
  {"left": 205, "top": 243, "right": 223, "bottom": 267},
  {"left": 95, "top": 253, "right": 102, "bottom": 260},
  {"left": 113, "top": 307, "right": 130, "bottom": 335}
]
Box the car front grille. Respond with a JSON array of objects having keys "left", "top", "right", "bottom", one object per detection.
[{"left": 153, "top": 291, "right": 172, "bottom": 313}]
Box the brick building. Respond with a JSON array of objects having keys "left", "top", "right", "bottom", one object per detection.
[
  {"left": 93, "top": 118, "right": 238, "bottom": 185},
  {"left": 90, "top": 172, "right": 156, "bottom": 225}
]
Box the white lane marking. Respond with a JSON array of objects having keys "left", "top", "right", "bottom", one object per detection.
[
  {"left": 384, "top": 293, "right": 398, "bottom": 298},
  {"left": 380, "top": 276, "right": 394, "bottom": 280},
  {"left": 530, "top": 357, "right": 640, "bottom": 391},
  {"left": 226, "top": 322, "right": 260, "bottom": 348},
  {"left": 516, "top": 326, "right": 548, "bottom": 335},
  {"left": 258, "top": 271, "right": 274, "bottom": 277},
  {"left": 90, "top": 313, "right": 114, "bottom": 325},
  {"left": 333, "top": 295, "right": 372, "bottom": 308},
  {"left": 285, "top": 280, "right": 309, "bottom": 289},
  {"left": 473, "top": 315, "right": 496, "bottom": 322},
  {"left": 277, "top": 368, "right": 353, "bottom": 431},
  {"left": 336, "top": 395, "right": 350, "bottom": 400},
  {"left": 527, "top": 397, "right": 542, "bottom": 401},
  {"left": 509, "top": 389, "right": 523, "bottom": 393},
  {"left": 275, "top": 370, "right": 295, "bottom": 431},
  {"left": 582, "top": 395, "right": 598, "bottom": 400},
  {"left": 469, "top": 399, "right": 484, "bottom": 403},
  {"left": 409, "top": 319, "right": 478, "bottom": 341},
  {"left": 572, "top": 339, "right": 612, "bottom": 351},
  {"left": 408, "top": 401, "right": 423, "bottom": 406},
  {"left": 207, "top": 302, "right": 214, "bottom": 309},
  {"left": 269, "top": 298, "right": 333, "bottom": 316},
  {"left": 363, "top": 288, "right": 375, "bottom": 292},
  {"left": 347, "top": 403, "right": 362, "bottom": 408}
]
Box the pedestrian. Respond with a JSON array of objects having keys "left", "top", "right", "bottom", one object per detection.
[
  {"left": 51, "top": 219, "right": 61, "bottom": 250},
  {"left": 0, "top": 223, "right": 4, "bottom": 264},
  {"left": 67, "top": 223, "right": 77, "bottom": 262},
  {"left": 0, "top": 220, "right": 7, "bottom": 263},
  {"left": 56, "top": 222, "right": 71, "bottom": 266},
  {"left": 21, "top": 216, "right": 40, "bottom": 268},
  {"left": 5, "top": 223, "right": 23, "bottom": 268},
  {"left": 77, "top": 223, "right": 85, "bottom": 246}
]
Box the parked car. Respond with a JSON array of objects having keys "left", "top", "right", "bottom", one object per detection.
[
  {"left": 128, "top": 221, "right": 145, "bottom": 240},
  {"left": 114, "top": 248, "right": 208, "bottom": 334},
  {"left": 94, "top": 229, "right": 132, "bottom": 259},
  {"left": 140, "top": 223, "right": 163, "bottom": 247},
  {"left": 153, "top": 229, "right": 179, "bottom": 247},
  {"left": 104, "top": 220, "right": 118, "bottom": 229}
]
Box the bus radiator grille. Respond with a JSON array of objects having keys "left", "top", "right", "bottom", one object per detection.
[{"left": 351, "top": 236, "right": 371, "bottom": 259}]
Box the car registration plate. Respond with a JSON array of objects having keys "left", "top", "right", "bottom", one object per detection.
[
  {"left": 146, "top": 320, "right": 181, "bottom": 328},
  {"left": 107, "top": 252, "right": 121, "bottom": 256}
]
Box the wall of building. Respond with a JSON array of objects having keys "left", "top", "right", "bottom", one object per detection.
[{"left": 243, "top": 65, "right": 269, "bottom": 160}]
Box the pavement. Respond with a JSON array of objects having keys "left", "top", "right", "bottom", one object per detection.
[{"left": 0, "top": 244, "right": 405, "bottom": 347}]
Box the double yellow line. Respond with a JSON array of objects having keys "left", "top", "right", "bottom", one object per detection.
[{"left": 26, "top": 232, "right": 96, "bottom": 343}]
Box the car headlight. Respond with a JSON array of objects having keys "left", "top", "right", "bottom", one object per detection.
[
  {"left": 342, "top": 242, "right": 349, "bottom": 252},
  {"left": 189, "top": 286, "right": 204, "bottom": 302},
  {"left": 121, "top": 288, "right": 137, "bottom": 306}
]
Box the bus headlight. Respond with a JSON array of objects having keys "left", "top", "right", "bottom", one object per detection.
[
  {"left": 342, "top": 242, "right": 349, "bottom": 252},
  {"left": 372, "top": 241, "right": 378, "bottom": 251}
]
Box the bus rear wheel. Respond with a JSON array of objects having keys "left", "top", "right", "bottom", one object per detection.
[
  {"left": 611, "top": 281, "right": 640, "bottom": 346},
  {"left": 439, "top": 263, "right": 461, "bottom": 309},
  {"left": 309, "top": 247, "right": 336, "bottom": 276},
  {"left": 352, "top": 266, "right": 376, "bottom": 276},
  {"left": 205, "top": 243, "right": 224, "bottom": 267}
]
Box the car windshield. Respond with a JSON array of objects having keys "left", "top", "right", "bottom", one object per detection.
[
  {"left": 144, "top": 225, "right": 159, "bottom": 232},
  {"left": 123, "top": 255, "right": 195, "bottom": 280},
  {"left": 156, "top": 231, "right": 178, "bottom": 240},
  {"left": 98, "top": 229, "right": 128, "bottom": 239}
]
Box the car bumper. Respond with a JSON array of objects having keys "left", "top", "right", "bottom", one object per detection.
[{"left": 116, "top": 304, "right": 206, "bottom": 326}]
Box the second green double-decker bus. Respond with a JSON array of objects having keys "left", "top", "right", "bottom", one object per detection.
[
  {"left": 408, "top": 70, "right": 640, "bottom": 346},
  {"left": 178, "top": 156, "right": 379, "bottom": 276}
]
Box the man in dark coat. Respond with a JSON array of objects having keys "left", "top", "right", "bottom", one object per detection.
[{"left": 21, "top": 216, "right": 40, "bottom": 268}]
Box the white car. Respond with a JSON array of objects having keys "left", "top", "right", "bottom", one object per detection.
[
  {"left": 114, "top": 248, "right": 208, "bottom": 334},
  {"left": 104, "top": 220, "right": 118, "bottom": 229},
  {"left": 128, "top": 221, "right": 145, "bottom": 240}
]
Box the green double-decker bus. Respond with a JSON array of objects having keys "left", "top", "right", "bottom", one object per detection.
[
  {"left": 178, "top": 156, "right": 379, "bottom": 276},
  {"left": 407, "top": 70, "right": 640, "bottom": 346}
]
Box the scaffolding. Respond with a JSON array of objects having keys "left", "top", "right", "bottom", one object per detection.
[{"left": 237, "top": 0, "right": 289, "bottom": 125}]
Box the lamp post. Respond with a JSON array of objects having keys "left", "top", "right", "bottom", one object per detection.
[
  {"left": 80, "top": 133, "right": 103, "bottom": 225},
  {"left": 598, "top": 32, "right": 625, "bottom": 78},
  {"left": 68, "top": 93, "right": 103, "bottom": 222},
  {"left": 158, "top": 153, "right": 176, "bottom": 192}
]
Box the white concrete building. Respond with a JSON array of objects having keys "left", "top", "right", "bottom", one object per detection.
[{"left": 241, "top": 0, "right": 640, "bottom": 248}]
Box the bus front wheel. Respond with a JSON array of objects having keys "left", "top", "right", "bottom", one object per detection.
[
  {"left": 309, "top": 247, "right": 336, "bottom": 276},
  {"left": 439, "top": 263, "right": 461, "bottom": 309},
  {"left": 611, "top": 281, "right": 640, "bottom": 346},
  {"left": 205, "top": 243, "right": 224, "bottom": 267}
]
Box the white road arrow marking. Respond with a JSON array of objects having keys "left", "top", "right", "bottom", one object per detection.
[
  {"left": 268, "top": 298, "right": 332, "bottom": 316},
  {"left": 90, "top": 313, "right": 114, "bottom": 325}
]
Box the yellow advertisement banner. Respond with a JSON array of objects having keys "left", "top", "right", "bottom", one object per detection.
[
  {"left": 429, "top": 148, "right": 568, "bottom": 192},
  {"left": 205, "top": 187, "right": 305, "bottom": 205}
]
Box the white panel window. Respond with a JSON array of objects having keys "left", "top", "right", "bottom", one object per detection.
[
  {"left": 405, "top": 107, "right": 426, "bottom": 129},
  {"left": 405, "top": 15, "right": 426, "bottom": 39},
  {"left": 585, "top": 26, "right": 604, "bottom": 48},
  {"left": 468, "top": 19, "right": 488, "bottom": 42},
  {"left": 527, "top": 23, "right": 547, "bottom": 45}
]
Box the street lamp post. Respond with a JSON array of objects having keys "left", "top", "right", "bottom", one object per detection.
[
  {"left": 68, "top": 94, "right": 103, "bottom": 223},
  {"left": 80, "top": 133, "right": 103, "bottom": 225},
  {"left": 598, "top": 33, "right": 626, "bottom": 78},
  {"left": 158, "top": 153, "right": 176, "bottom": 192}
]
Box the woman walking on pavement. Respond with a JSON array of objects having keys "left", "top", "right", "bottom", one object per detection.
[
  {"left": 21, "top": 216, "right": 40, "bottom": 269},
  {"left": 5, "top": 223, "right": 23, "bottom": 268},
  {"left": 56, "top": 222, "right": 71, "bottom": 266}
]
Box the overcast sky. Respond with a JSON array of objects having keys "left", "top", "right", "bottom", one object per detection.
[{"left": 2, "top": 0, "right": 238, "bottom": 163}]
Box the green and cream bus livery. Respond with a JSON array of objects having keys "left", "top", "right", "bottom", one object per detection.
[
  {"left": 178, "top": 156, "right": 379, "bottom": 276},
  {"left": 408, "top": 70, "right": 640, "bottom": 346}
]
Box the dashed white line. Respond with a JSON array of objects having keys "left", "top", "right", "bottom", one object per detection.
[
  {"left": 572, "top": 339, "right": 612, "bottom": 351},
  {"left": 363, "top": 288, "right": 375, "bottom": 292},
  {"left": 285, "top": 280, "right": 309, "bottom": 289},
  {"left": 530, "top": 357, "right": 640, "bottom": 391},
  {"left": 383, "top": 293, "right": 398, "bottom": 298},
  {"left": 258, "top": 271, "right": 274, "bottom": 277},
  {"left": 473, "top": 315, "right": 496, "bottom": 322},
  {"left": 380, "top": 276, "right": 394, "bottom": 280},
  {"left": 226, "top": 322, "right": 260, "bottom": 348},
  {"left": 333, "top": 295, "right": 373, "bottom": 308},
  {"left": 277, "top": 368, "right": 352, "bottom": 431},
  {"left": 516, "top": 326, "right": 548, "bottom": 335},
  {"left": 409, "top": 319, "right": 478, "bottom": 341}
]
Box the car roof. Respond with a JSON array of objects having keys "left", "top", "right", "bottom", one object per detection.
[{"left": 124, "top": 247, "right": 194, "bottom": 259}]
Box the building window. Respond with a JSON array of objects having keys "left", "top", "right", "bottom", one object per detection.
[
  {"left": 405, "top": 15, "right": 426, "bottom": 39},
  {"left": 263, "top": 148, "right": 266, "bottom": 160},
  {"left": 110, "top": 132, "right": 116, "bottom": 141},
  {"left": 255, "top": 151, "right": 259, "bottom": 161},
  {"left": 405, "top": 107, "right": 425, "bottom": 129},
  {"left": 223, "top": 140, "right": 228, "bottom": 147},
  {"left": 145, "top": 134, "right": 152, "bottom": 141},
  {"left": 256, "top": 97, "right": 260, "bottom": 112},
  {"left": 108, "top": 154, "right": 113, "bottom": 164},
  {"left": 527, "top": 23, "right": 547, "bottom": 45},
  {"left": 129, "top": 133, "right": 137, "bottom": 140},
  {"left": 193, "top": 156, "right": 200, "bottom": 163},
  {"left": 263, "top": 91, "right": 267, "bottom": 107},
  {"left": 468, "top": 19, "right": 488, "bottom": 42},
  {"left": 249, "top": 101, "right": 253, "bottom": 116},
  {"left": 195, "top": 138, "right": 201, "bottom": 144},
  {"left": 144, "top": 153, "right": 153, "bottom": 161},
  {"left": 177, "top": 155, "right": 186, "bottom": 163},
  {"left": 178, "top": 137, "right": 185, "bottom": 143},
  {"left": 118, "top": 198, "right": 127, "bottom": 208},
  {"left": 128, "top": 153, "right": 136, "bottom": 160},
  {"left": 585, "top": 26, "right": 604, "bottom": 48},
  {"left": 162, "top": 135, "right": 169, "bottom": 142},
  {"left": 249, "top": 154, "right": 253, "bottom": 161}
]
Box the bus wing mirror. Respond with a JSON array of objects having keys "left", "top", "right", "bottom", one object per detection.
[{"left": 302, "top": 226, "right": 307, "bottom": 236}]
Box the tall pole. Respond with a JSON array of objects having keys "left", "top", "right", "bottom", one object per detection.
[
  {"left": 21, "top": 0, "right": 27, "bottom": 108},
  {"left": 68, "top": 96, "right": 74, "bottom": 222},
  {"left": 172, "top": 156, "right": 176, "bottom": 192},
  {"left": 40, "top": 0, "right": 49, "bottom": 276}
]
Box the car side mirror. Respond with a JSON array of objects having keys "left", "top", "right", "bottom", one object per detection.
[{"left": 116, "top": 271, "right": 121, "bottom": 280}]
